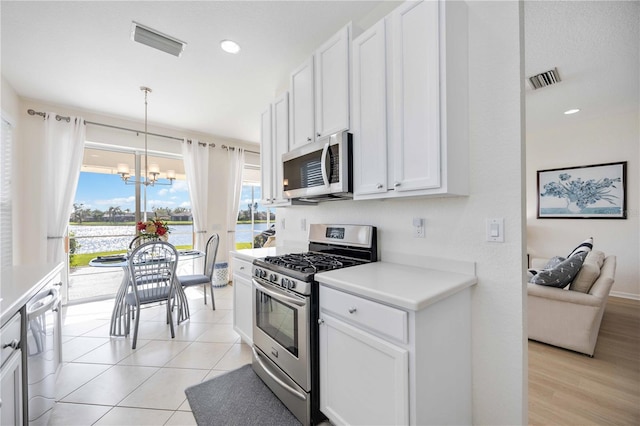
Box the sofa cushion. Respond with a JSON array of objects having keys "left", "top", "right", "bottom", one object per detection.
[
  {"left": 529, "top": 252, "right": 587, "bottom": 288},
  {"left": 567, "top": 237, "right": 593, "bottom": 258},
  {"left": 584, "top": 250, "right": 605, "bottom": 269},
  {"left": 569, "top": 262, "right": 601, "bottom": 293}
]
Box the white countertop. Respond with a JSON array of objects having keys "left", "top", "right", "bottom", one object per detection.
[
  {"left": 316, "top": 261, "right": 477, "bottom": 311},
  {"left": 1, "top": 262, "right": 65, "bottom": 326}
]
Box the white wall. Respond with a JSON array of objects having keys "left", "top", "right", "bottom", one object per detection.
[
  {"left": 3, "top": 94, "right": 258, "bottom": 265},
  {"left": 527, "top": 110, "right": 640, "bottom": 298},
  {"left": 276, "top": 1, "right": 527, "bottom": 424}
]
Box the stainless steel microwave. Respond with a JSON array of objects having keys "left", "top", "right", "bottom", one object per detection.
[{"left": 282, "top": 131, "right": 352, "bottom": 202}]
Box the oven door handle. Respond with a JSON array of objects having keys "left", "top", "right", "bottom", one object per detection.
[
  {"left": 252, "top": 346, "right": 307, "bottom": 401},
  {"left": 253, "top": 279, "right": 306, "bottom": 307}
]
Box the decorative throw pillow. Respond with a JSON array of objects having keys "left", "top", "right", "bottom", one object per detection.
[
  {"left": 569, "top": 262, "right": 601, "bottom": 293},
  {"left": 567, "top": 237, "right": 593, "bottom": 258},
  {"left": 543, "top": 256, "right": 566, "bottom": 269},
  {"left": 529, "top": 252, "right": 588, "bottom": 288}
]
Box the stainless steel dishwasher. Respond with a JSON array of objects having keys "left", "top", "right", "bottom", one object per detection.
[{"left": 25, "top": 285, "right": 62, "bottom": 425}]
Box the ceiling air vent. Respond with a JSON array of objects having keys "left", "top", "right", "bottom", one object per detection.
[
  {"left": 131, "top": 22, "right": 186, "bottom": 57},
  {"left": 528, "top": 67, "right": 561, "bottom": 90}
]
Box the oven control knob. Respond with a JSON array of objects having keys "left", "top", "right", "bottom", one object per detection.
[
  {"left": 280, "top": 278, "right": 288, "bottom": 288},
  {"left": 269, "top": 273, "right": 277, "bottom": 282},
  {"left": 288, "top": 281, "right": 296, "bottom": 290}
]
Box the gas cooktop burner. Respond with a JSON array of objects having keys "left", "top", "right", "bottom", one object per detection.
[{"left": 262, "top": 252, "right": 362, "bottom": 274}]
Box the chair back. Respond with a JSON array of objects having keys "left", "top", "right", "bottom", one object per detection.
[
  {"left": 203, "top": 234, "right": 220, "bottom": 280},
  {"left": 129, "top": 234, "right": 160, "bottom": 250},
  {"left": 127, "top": 241, "right": 179, "bottom": 304}
]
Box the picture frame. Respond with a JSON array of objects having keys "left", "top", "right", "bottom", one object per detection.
[{"left": 537, "top": 162, "right": 627, "bottom": 219}]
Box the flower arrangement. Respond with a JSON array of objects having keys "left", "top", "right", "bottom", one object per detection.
[
  {"left": 136, "top": 219, "right": 170, "bottom": 240},
  {"left": 541, "top": 172, "right": 621, "bottom": 212}
]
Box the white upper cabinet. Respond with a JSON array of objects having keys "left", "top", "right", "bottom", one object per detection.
[
  {"left": 260, "top": 105, "right": 273, "bottom": 204},
  {"left": 261, "top": 93, "right": 291, "bottom": 206},
  {"left": 352, "top": 20, "right": 389, "bottom": 196},
  {"left": 352, "top": 0, "right": 469, "bottom": 200},
  {"left": 289, "top": 57, "right": 315, "bottom": 150},
  {"left": 314, "top": 24, "right": 351, "bottom": 139},
  {"left": 391, "top": 0, "right": 441, "bottom": 192},
  {"left": 272, "top": 92, "right": 290, "bottom": 205},
  {"left": 290, "top": 24, "right": 351, "bottom": 150}
]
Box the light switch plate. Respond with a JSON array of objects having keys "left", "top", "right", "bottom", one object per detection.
[{"left": 486, "top": 218, "right": 504, "bottom": 242}]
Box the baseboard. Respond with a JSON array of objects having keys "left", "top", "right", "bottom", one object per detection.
[{"left": 609, "top": 290, "right": 640, "bottom": 301}]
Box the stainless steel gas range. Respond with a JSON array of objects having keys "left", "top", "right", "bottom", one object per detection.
[{"left": 251, "top": 224, "right": 377, "bottom": 425}]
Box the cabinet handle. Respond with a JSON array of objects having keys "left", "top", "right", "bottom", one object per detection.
[
  {"left": 377, "top": 183, "right": 383, "bottom": 189},
  {"left": 53, "top": 282, "right": 62, "bottom": 287},
  {"left": 348, "top": 307, "right": 357, "bottom": 314},
  {"left": 318, "top": 318, "right": 325, "bottom": 325},
  {"left": 307, "top": 137, "right": 312, "bottom": 142},
  {"left": 2, "top": 339, "right": 19, "bottom": 350},
  {"left": 394, "top": 182, "right": 401, "bottom": 188},
  {"left": 239, "top": 266, "right": 245, "bottom": 270},
  {"left": 316, "top": 132, "right": 321, "bottom": 138}
]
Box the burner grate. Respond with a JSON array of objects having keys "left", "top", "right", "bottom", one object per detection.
[{"left": 263, "top": 252, "right": 362, "bottom": 274}]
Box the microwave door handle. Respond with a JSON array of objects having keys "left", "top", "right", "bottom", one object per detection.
[{"left": 320, "top": 141, "right": 330, "bottom": 188}]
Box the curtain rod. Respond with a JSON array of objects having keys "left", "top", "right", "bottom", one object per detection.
[
  {"left": 221, "top": 144, "right": 259, "bottom": 155},
  {"left": 27, "top": 108, "right": 216, "bottom": 148}
]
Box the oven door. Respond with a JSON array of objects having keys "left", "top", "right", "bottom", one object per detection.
[{"left": 252, "top": 278, "right": 310, "bottom": 391}]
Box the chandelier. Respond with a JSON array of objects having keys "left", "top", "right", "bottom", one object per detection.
[{"left": 116, "top": 87, "right": 175, "bottom": 186}]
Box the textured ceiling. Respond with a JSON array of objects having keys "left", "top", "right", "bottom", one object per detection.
[
  {"left": 2, "top": 1, "right": 638, "bottom": 144},
  {"left": 524, "top": 1, "right": 638, "bottom": 133}
]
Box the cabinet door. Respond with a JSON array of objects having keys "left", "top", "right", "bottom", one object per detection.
[
  {"left": 319, "top": 313, "right": 409, "bottom": 426},
  {"left": 314, "top": 25, "right": 350, "bottom": 138},
  {"left": 391, "top": 0, "right": 441, "bottom": 192},
  {"left": 232, "top": 273, "right": 253, "bottom": 345},
  {"left": 352, "top": 19, "right": 388, "bottom": 196},
  {"left": 289, "top": 57, "right": 315, "bottom": 150},
  {"left": 272, "top": 92, "right": 289, "bottom": 204},
  {"left": 0, "top": 350, "right": 23, "bottom": 426},
  {"left": 260, "top": 105, "right": 273, "bottom": 205}
]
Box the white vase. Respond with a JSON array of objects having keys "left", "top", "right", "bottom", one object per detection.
[{"left": 566, "top": 201, "right": 583, "bottom": 213}]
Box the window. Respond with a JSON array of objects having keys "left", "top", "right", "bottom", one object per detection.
[
  {"left": 68, "top": 146, "right": 192, "bottom": 302},
  {"left": 235, "top": 154, "right": 275, "bottom": 249}
]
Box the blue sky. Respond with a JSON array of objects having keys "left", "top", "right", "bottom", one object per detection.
[{"left": 74, "top": 172, "right": 264, "bottom": 213}]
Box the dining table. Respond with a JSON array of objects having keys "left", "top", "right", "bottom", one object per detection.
[{"left": 89, "top": 249, "right": 204, "bottom": 337}]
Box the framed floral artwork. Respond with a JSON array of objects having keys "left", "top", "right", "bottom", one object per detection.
[{"left": 537, "top": 162, "right": 627, "bottom": 219}]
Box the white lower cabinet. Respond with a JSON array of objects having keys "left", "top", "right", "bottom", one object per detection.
[
  {"left": 232, "top": 256, "right": 253, "bottom": 345},
  {"left": 320, "top": 312, "right": 409, "bottom": 425},
  {"left": 319, "top": 284, "right": 472, "bottom": 425},
  {"left": 0, "top": 313, "right": 23, "bottom": 426}
]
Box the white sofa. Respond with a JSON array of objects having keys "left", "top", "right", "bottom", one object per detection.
[{"left": 527, "top": 252, "right": 617, "bottom": 356}]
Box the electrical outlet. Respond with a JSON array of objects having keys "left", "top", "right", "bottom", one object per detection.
[
  {"left": 280, "top": 218, "right": 285, "bottom": 230},
  {"left": 300, "top": 218, "right": 307, "bottom": 231},
  {"left": 412, "top": 217, "right": 425, "bottom": 238}
]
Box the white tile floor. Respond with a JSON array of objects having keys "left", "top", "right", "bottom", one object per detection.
[{"left": 53, "top": 285, "right": 251, "bottom": 426}]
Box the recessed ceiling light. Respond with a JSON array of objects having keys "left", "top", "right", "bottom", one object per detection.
[
  {"left": 220, "top": 39, "right": 241, "bottom": 54},
  {"left": 564, "top": 109, "right": 580, "bottom": 115}
]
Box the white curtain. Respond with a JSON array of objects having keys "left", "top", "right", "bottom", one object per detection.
[
  {"left": 46, "top": 114, "right": 85, "bottom": 263},
  {"left": 227, "top": 147, "right": 245, "bottom": 261},
  {"left": 181, "top": 139, "right": 209, "bottom": 251}
]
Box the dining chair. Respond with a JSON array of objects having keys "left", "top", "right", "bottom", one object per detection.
[
  {"left": 177, "top": 233, "right": 220, "bottom": 311},
  {"left": 124, "top": 240, "right": 179, "bottom": 349}
]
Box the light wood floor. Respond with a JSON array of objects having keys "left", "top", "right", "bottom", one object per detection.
[{"left": 528, "top": 296, "right": 640, "bottom": 425}]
